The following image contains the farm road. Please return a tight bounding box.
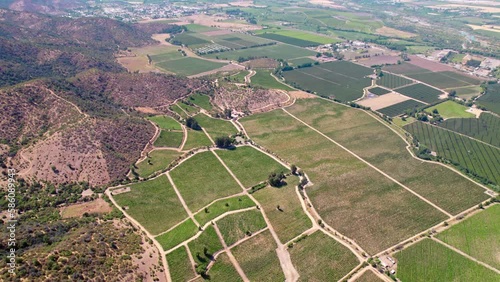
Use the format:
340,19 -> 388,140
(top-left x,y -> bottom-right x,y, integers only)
213,224 -> 250,282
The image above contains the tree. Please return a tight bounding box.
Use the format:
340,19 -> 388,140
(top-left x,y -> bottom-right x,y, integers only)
448,90 -> 457,98
268,172 -> 285,187
290,165 -> 297,175
186,117 -> 200,130
215,136 -> 233,148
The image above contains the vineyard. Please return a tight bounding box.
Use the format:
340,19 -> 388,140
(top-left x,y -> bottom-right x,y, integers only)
377,99 -> 426,117
407,71 -> 480,89
477,83 -> 500,115
438,113 -> 500,148
395,83 -> 443,104
377,72 -> 413,89
368,87 -> 391,95
404,121 -> 500,185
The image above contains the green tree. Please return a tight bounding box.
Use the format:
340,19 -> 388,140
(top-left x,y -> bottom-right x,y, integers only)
215,136 -> 233,148
186,117 -> 200,130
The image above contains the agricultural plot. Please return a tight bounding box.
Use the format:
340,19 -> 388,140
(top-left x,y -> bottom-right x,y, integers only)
171,104 -> 189,119
286,99 -> 489,215
213,33 -> 274,49
447,85 -> 482,100
188,93 -> 212,111
377,99 -> 426,117
149,49 -> 184,63
425,100 -> 475,119
177,102 -> 199,116
394,239 -> 499,282
407,71 -> 480,89
217,209 -> 267,246
288,57 -> 317,67
477,83 -> 500,115
368,87 -> 391,96
136,149 -> 181,178
113,175 -> 187,235
156,219 -> 198,251
257,33 -> 325,47
194,195 -> 256,226
147,115 -> 182,130
166,246 -> 196,282
438,113 -> 500,147
215,146 -> 288,188
377,73 -> 413,89
169,151 -> 242,211
193,114 -> 238,140
241,109 -> 446,254
231,230 -> 284,282
289,231 -> 359,281
383,63 -> 429,75
156,57 -> 226,77
171,32 -> 210,47
203,44 -> 316,61
437,204 -> 500,269
254,28 -> 338,47
282,61 -> 373,101
395,83 -> 443,104
250,70 -> 294,91
404,121 -> 500,185
355,270 -> 383,282
183,129 -> 212,150
206,253 -> 243,281
154,130 -> 184,148
188,225 -> 224,271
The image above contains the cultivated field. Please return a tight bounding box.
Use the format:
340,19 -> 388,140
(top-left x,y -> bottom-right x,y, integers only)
426,100 -> 475,119
215,146 -> 288,188
155,219 -> 198,251
170,151 -> 242,211
407,71 -> 480,89
183,129 -> 213,150
395,239 -> 499,282
231,230 -> 284,281
289,231 -> 359,281
477,83 -> 500,115
166,246 -> 196,282
113,175 -> 188,235
377,99 -> 426,117
188,225 -> 224,271
437,204 -> 500,269
206,253 -> 243,281
203,44 -> 316,61
251,70 -> 294,91
377,73 -> 413,89
188,93 -> 212,111
255,28 -> 338,47
282,61 -> 373,101
438,113 -> 500,147
154,130 -> 184,148
355,270 -> 383,282
136,150 -> 181,178
383,63 -> 429,75
368,87 -> 391,96
194,114 -> 238,140
217,209 -> 267,246
241,107 -> 447,254
395,83 -> 443,104
404,121 -> 500,185
147,115 -> 182,130
193,195 -> 256,226
358,92 -> 411,111
447,85 -> 482,100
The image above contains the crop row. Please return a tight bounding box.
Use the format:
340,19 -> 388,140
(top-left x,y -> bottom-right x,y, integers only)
438,113 -> 500,148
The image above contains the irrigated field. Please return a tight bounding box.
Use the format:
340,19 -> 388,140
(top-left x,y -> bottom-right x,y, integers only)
147,115 -> 182,130
289,231 -> 359,281
377,73 -> 413,89
207,253 -> 243,281
154,130 -> 184,148
404,121 -> 500,185
136,149 -> 181,178
188,225 -> 224,271
477,83 -> 500,115
215,146 -> 288,188
355,270 -> 383,282
437,205 -> 500,269
383,63 -> 429,75
189,93 -> 212,111
426,100 -> 475,119
377,99 -> 427,117
231,230 -> 284,281
287,99 -> 489,215
255,29 -> 338,47
156,219 -> 198,251
251,70 -> 294,91
170,151 -> 242,211
183,129 -> 213,150
395,239 -> 499,282
438,113 -> 500,147
194,195 -> 256,226
113,175 -> 187,235
217,209 -> 267,246
447,85 -> 482,100
407,71 -> 480,89
368,87 -> 391,96
241,107 -> 447,254
203,44 -> 316,61
166,246 -> 196,282
395,83 -> 443,104
193,114 -> 238,140
282,61 -> 373,101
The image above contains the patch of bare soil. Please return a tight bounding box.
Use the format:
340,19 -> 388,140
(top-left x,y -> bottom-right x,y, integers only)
151,33 -> 172,45
358,55 -> 401,67
177,14 -> 260,31
289,90 -> 316,99
408,55 -> 455,72
243,58 -> 279,69
375,26 -> 416,38
135,107 -> 162,114
202,29 -> 233,36
189,63 -> 244,78
358,92 -> 411,110
110,186 -> 131,195
308,0 -> 347,9
60,197 -> 113,218
213,86 -> 289,113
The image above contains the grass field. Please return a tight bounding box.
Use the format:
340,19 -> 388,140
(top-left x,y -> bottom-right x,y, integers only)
170,151 -> 242,211
377,73 -> 413,89
188,93 -> 212,111
368,87 -> 391,96
394,239 -> 499,282
215,146 -> 288,188
250,70 -> 294,91
437,204 -> 500,269
404,121 -> 500,185
154,130 -> 184,148
426,100 -> 475,119
147,115 -> 182,130
395,83 -> 443,104
231,230 -> 284,281
206,253 -> 243,281
136,149 -> 181,178
156,57 -> 225,76
193,114 -> 238,140
183,129 -> 212,150
282,61 -> 372,101
217,209 -> 267,246
289,231 -> 359,281
446,85 -> 482,100
194,195 -> 256,226
407,71 -> 480,89
477,83 -> 500,115
287,99 -> 489,215
188,225 -> 224,271
377,99 -> 427,117
203,44 -> 316,61
113,175 -> 187,235
355,270 -> 383,282
241,108 -> 446,254
166,246 -> 196,282
156,219 -> 198,251
438,113 -> 500,147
